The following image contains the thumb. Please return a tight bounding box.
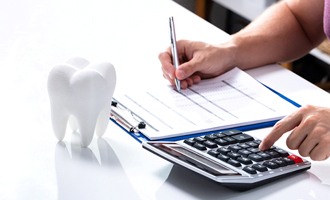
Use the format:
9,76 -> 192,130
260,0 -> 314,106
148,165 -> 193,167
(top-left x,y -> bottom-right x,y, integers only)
176,57 -> 202,80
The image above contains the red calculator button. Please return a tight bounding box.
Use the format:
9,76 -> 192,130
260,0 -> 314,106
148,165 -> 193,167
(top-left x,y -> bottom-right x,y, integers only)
287,155 -> 303,164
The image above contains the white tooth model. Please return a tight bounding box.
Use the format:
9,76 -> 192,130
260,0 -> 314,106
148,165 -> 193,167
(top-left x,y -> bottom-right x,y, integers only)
47,57 -> 116,147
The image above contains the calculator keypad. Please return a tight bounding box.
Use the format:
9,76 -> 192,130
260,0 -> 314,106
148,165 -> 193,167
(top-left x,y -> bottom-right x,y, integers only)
183,130 -> 302,175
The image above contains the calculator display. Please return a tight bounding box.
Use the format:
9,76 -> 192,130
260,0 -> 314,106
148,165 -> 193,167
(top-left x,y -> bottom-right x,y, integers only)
151,142 -> 238,176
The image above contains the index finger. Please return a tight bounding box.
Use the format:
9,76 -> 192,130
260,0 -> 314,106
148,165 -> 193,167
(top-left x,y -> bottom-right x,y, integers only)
259,109 -> 303,150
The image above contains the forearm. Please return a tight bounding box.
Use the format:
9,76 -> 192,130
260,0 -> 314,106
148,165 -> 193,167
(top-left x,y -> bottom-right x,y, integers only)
228,0 -> 325,70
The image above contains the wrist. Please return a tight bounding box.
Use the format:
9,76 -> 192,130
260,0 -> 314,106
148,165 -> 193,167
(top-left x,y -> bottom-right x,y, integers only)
225,34 -> 260,70
215,38 -> 240,72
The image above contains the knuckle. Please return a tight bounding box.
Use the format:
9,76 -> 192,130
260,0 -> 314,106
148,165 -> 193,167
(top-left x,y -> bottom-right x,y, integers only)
301,115 -> 318,127
158,52 -> 167,60
310,126 -> 328,141
320,133 -> 330,144
309,150 -> 327,161
158,52 -> 163,59
300,104 -> 315,112
272,121 -> 283,132
298,148 -> 308,157
286,138 -> 297,150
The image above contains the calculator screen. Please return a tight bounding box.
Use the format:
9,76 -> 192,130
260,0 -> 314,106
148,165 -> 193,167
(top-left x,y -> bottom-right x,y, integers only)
151,142 -> 239,176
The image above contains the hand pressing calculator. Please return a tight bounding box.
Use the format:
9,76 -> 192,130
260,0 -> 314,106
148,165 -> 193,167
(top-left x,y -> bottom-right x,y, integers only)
142,129 -> 311,190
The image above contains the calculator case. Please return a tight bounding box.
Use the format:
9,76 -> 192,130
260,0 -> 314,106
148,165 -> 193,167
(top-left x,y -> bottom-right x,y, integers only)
142,140 -> 311,191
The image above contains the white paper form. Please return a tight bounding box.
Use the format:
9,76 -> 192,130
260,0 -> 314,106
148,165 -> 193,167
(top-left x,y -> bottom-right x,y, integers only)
113,67 -> 298,140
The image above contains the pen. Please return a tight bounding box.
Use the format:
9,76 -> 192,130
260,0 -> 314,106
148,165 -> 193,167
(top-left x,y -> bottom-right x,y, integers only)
169,16 -> 181,92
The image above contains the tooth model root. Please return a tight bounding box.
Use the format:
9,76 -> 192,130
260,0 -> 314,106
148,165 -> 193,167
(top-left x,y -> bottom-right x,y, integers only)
48,57 -> 116,147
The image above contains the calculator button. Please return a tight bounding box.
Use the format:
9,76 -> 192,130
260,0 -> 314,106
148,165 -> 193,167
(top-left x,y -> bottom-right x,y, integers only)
218,154 -> 230,162
254,140 -> 262,144
243,166 -> 257,174
214,138 -> 230,146
228,145 -> 242,152
232,134 -> 254,143
223,137 -> 237,144
248,154 -> 264,162
222,129 -> 242,136
214,132 -> 226,138
263,161 -> 279,169
247,147 -> 260,154
274,148 -> 290,157
184,138 -> 195,146
252,164 -> 268,172
204,134 -> 218,141
194,136 -> 206,143
228,159 -> 241,167
238,143 -> 250,149
282,157 -> 295,165
257,152 -> 272,160
207,149 -> 219,157
272,158 -> 287,167
265,150 -> 280,158
203,140 -> 218,148
287,154 -> 303,164
193,143 -> 207,151
237,157 -> 253,165
227,152 -> 241,160
217,147 -> 231,155
246,141 -> 259,148
237,149 -> 252,157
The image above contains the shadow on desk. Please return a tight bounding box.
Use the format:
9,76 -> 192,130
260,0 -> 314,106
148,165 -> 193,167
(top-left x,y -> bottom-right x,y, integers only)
156,165 -> 329,200
54,133 -> 139,200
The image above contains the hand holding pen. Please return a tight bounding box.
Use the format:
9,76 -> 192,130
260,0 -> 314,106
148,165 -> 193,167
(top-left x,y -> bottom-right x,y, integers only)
159,18 -> 232,90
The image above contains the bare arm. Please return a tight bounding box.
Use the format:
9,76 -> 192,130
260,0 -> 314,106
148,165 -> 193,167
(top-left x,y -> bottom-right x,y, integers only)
159,0 -> 326,88
231,0 -> 326,69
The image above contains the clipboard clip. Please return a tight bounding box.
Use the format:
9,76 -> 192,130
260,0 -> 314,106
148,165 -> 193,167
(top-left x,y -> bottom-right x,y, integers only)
110,100 -> 146,133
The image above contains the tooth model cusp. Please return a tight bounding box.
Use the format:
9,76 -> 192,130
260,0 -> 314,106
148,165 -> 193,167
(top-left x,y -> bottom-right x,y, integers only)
48,57 -> 116,147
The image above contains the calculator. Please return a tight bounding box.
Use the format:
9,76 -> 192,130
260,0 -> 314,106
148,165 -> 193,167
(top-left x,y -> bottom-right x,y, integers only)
142,130 -> 311,190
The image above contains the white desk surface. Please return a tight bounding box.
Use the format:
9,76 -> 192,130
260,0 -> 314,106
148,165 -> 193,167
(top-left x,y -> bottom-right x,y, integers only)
0,0 -> 330,199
